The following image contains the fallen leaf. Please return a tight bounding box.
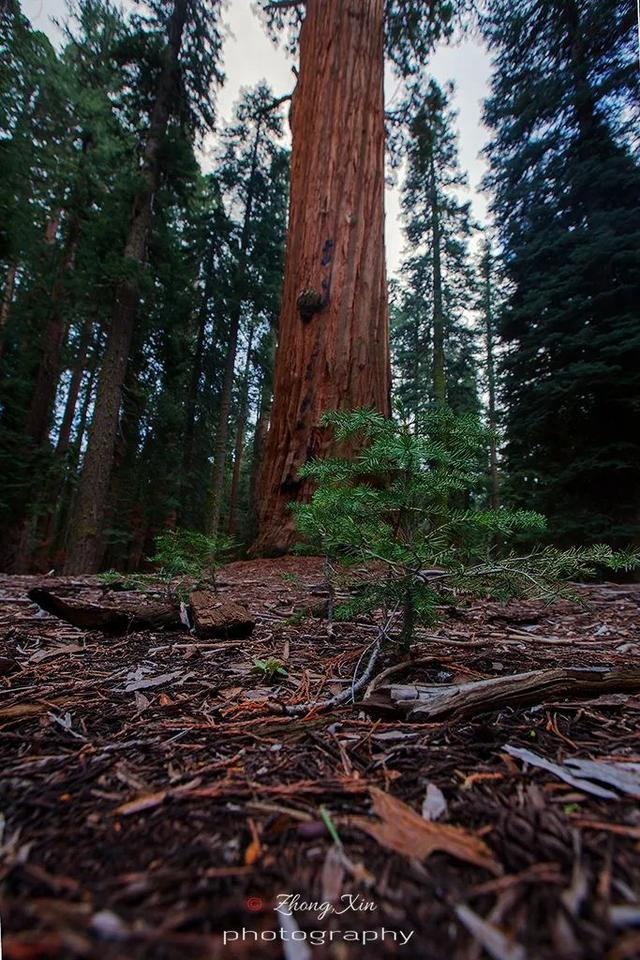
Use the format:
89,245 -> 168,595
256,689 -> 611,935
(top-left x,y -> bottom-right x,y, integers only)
348,787 -> 501,874
504,746 -> 618,799
123,670 -> 183,692
563,758 -> 640,799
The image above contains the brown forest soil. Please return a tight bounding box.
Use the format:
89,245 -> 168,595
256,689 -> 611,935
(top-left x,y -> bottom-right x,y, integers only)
1,557 -> 640,960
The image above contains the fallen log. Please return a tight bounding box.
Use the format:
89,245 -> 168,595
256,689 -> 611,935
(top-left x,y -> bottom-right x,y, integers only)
28,588 -> 181,633
363,667 -> 640,721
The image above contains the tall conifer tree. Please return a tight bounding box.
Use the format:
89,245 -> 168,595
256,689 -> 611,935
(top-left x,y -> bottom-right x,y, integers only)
483,0 -> 640,543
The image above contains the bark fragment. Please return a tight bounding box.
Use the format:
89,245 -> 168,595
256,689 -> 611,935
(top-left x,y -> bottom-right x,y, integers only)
189,590 -> 255,638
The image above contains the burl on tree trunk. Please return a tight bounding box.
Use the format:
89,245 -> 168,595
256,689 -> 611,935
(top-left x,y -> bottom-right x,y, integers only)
254,0 -> 391,555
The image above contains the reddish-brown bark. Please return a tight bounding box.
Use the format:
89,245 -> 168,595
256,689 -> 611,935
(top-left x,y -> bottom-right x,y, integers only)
254,0 -> 391,554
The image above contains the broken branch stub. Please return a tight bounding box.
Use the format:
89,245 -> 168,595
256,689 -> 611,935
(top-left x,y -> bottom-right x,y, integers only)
364,667 -> 640,722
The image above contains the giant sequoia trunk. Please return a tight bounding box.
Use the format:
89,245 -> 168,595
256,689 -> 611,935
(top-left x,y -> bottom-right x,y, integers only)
254,0 -> 391,554
63,0 -> 187,574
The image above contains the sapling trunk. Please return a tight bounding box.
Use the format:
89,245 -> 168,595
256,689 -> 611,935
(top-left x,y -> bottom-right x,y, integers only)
400,583 -> 416,653
324,554 -> 335,633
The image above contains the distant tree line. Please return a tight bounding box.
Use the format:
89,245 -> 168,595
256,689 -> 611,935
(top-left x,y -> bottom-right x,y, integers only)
0,0 -> 637,573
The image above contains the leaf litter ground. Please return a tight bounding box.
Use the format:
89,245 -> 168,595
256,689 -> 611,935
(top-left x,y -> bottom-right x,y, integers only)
1,557 -> 640,959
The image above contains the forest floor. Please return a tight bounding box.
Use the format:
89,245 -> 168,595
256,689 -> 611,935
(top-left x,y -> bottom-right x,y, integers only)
1,557 -> 640,960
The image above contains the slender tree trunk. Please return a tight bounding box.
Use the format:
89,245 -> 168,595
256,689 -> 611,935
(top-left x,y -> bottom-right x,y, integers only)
25,135 -> 94,447
254,0 -> 391,554
21,318 -> 98,571
412,311 -> 420,432
429,156 -> 445,406
209,120 -> 263,536
53,356 -> 98,563
227,325 -> 255,536
0,260 -> 17,357
44,210 -> 61,246
249,328 -> 276,536
56,314 -> 94,455
64,0 -> 188,574
73,358 -> 97,457
24,217 -> 81,447
182,280 -> 210,494
208,307 -> 241,536
482,242 -> 500,509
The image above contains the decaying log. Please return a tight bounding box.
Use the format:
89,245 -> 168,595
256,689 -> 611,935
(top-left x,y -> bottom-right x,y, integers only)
189,591 -> 255,638
364,667 -> 640,722
28,588 -> 181,633
27,586 -> 256,639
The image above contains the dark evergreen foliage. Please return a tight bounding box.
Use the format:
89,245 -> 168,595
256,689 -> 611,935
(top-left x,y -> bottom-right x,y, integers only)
391,79 -> 480,422
0,0 -> 637,571
483,0 -> 640,544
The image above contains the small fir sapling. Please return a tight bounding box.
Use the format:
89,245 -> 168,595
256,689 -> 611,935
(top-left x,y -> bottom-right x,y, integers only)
98,529 -> 234,602
293,408 -> 639,653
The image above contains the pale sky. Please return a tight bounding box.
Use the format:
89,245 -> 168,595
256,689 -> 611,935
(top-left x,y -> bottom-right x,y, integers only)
21,0 -> 492,275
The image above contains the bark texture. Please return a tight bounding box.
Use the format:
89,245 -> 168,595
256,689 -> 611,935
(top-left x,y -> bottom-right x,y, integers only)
28,587 -> 181,633
367,667 -> 640,722
63,0 -> 187,574
254,0 -> 391,554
